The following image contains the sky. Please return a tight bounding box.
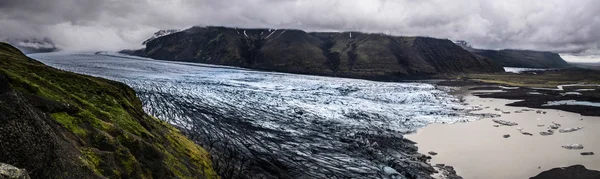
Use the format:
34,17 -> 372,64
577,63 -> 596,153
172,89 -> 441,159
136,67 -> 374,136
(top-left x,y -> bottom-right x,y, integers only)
1,0 -> 599,62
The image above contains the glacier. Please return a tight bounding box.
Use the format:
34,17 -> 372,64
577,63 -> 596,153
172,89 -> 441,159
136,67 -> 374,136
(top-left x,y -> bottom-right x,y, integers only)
30,52 -> 481,178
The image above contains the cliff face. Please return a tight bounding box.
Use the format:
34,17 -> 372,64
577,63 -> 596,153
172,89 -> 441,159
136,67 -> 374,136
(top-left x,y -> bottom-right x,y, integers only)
455,41 -> 571,68
0,43 -> 217,179
123,26 -> 504,80
471,49 -> 570,68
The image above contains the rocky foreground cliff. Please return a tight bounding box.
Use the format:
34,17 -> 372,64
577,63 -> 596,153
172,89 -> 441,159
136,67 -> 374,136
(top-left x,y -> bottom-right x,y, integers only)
0,42 -> 217,179
122,26 -> 504,80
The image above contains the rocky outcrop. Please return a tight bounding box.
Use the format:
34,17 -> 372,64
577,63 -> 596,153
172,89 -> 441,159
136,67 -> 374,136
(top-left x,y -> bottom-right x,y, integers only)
122,26 -> 504,80
455,41 -> 570,68
0,42 -> 217,179
530,165 -> 600,179
0,163 -> 30,179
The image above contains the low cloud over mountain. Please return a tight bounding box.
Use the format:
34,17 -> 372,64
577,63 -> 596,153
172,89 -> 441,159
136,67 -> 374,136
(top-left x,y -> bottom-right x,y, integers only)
1,0 -> 599,60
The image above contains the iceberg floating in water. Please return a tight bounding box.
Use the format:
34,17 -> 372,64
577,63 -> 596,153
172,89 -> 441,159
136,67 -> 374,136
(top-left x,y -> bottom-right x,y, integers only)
562,144 -> 584,150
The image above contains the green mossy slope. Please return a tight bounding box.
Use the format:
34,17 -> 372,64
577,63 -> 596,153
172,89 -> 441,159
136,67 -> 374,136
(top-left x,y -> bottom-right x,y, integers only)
0,42 -> 218,179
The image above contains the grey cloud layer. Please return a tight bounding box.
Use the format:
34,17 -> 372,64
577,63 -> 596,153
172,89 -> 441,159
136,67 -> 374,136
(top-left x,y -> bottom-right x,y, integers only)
1,0 -> 599,54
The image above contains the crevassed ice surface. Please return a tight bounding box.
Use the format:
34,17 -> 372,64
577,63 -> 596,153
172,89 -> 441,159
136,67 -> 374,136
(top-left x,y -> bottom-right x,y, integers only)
30,52 -> 480,178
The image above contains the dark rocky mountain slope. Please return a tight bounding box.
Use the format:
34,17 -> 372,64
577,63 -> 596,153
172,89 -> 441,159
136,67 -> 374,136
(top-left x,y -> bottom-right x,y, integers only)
122,26 -> 504,80
0,42 -> 217,179
455,41 -> 571,68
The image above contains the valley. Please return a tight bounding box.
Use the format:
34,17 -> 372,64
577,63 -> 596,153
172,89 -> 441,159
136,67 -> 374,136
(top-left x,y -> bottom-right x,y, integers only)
31,52 -> 483,178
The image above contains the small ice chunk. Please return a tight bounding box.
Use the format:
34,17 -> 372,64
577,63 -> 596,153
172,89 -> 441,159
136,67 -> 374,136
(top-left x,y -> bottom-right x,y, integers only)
559,127 -> 583,133
560,92 -> 582,96
562,144 -> 584,150
499,86 -> 519,90
382,166 -> 400,176
493,119 -> 518,126
540,130 -> 554,136
517,128 -> 533,136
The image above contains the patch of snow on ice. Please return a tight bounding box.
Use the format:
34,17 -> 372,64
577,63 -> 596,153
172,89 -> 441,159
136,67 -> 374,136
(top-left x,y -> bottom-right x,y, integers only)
560,92 -> 582,96
543,100 -> 600,107
503,67 -> 550,73
499,86 -> 519,90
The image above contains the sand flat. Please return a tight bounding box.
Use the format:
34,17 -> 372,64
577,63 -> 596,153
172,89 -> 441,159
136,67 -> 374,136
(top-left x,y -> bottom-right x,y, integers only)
406,91 -> 600,179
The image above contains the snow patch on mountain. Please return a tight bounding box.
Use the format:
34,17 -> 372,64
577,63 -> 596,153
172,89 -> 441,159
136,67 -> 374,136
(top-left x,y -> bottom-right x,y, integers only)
142,29 -> 180,45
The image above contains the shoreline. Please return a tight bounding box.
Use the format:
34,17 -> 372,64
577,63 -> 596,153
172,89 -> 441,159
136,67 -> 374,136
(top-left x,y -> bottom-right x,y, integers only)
407,85 -> 600,179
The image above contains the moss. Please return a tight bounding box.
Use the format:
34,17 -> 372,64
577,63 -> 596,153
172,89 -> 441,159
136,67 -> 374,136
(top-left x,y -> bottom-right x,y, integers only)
116,146 -> 138,177
51,112 -> 87,137
0,42 -> 218,179
461,69 -> 600,88
81,148 -> 103,175
167,128 -> 214,173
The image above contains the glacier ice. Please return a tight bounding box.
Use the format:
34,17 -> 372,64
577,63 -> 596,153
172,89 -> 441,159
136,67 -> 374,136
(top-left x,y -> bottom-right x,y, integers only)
30,52 -> 483,178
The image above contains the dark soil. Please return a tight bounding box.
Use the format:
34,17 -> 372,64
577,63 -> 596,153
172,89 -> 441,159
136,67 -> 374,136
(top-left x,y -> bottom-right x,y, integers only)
530,165 -> 600,179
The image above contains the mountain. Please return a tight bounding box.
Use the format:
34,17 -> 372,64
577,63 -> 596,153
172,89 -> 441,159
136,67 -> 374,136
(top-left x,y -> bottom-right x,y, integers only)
122,26 -> 504,80
0,42 -> 217,179
455,40 -> 571,68
142,30 -> 180,45
1,38 -> 58,54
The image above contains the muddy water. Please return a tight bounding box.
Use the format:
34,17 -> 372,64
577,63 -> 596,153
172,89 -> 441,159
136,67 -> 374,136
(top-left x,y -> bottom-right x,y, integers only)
406,90 -> 600,179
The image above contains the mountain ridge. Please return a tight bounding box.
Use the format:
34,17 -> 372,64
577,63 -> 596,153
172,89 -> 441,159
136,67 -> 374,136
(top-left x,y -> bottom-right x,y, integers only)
455,40 -> 571,68
121,26 -> 505,80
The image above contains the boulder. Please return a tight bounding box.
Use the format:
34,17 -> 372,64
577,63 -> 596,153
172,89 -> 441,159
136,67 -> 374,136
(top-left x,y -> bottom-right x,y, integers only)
0,163 -> 30,179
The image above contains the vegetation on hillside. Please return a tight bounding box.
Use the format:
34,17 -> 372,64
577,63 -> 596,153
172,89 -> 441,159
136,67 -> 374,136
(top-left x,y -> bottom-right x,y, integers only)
457,68 -> 600,88
0,42 -> 218,179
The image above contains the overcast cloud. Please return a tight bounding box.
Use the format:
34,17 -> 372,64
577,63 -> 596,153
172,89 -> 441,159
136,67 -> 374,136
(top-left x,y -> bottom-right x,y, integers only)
1,0 -> 599,60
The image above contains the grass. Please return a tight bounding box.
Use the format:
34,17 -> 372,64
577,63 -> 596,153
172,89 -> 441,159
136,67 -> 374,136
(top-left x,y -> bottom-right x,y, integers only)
0,42 -> 218,179
457,68 -> 600,88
